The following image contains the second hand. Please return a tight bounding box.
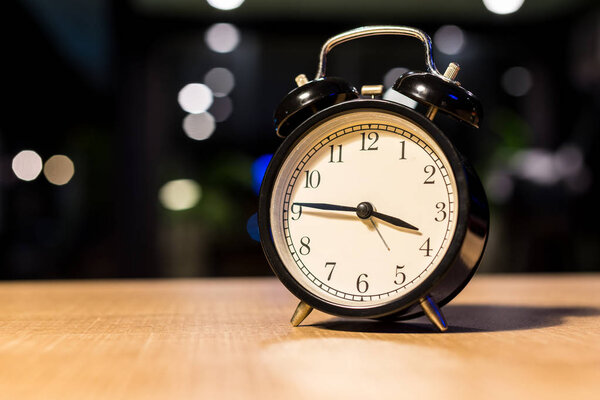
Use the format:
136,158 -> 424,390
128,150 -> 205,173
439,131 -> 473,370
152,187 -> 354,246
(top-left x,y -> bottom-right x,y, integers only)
369,217 -> 390,251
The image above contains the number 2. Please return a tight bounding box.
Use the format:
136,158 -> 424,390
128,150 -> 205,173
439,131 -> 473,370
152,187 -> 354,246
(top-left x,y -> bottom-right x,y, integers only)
424,165 -> 435,184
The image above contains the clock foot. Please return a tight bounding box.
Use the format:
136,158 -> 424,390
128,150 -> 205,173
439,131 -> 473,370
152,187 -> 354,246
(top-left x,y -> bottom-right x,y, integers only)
290,301 -> 313,327
420,295 -> 448,332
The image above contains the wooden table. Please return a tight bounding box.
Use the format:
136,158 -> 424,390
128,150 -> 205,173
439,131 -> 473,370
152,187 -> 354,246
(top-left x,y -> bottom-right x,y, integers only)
0,275 -> 598,399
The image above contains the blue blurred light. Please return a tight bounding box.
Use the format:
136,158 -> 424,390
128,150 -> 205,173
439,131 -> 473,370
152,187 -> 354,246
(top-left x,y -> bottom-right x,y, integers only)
252,154 -> 273,194
246,213 -> 260,242
448,94 -> 458,100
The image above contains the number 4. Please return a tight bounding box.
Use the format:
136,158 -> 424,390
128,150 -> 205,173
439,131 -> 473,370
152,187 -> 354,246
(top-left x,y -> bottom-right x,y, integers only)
420,238 -> 433,257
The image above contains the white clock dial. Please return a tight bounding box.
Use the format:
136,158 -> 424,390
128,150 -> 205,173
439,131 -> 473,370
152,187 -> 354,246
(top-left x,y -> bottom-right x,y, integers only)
270,110 -> 458,308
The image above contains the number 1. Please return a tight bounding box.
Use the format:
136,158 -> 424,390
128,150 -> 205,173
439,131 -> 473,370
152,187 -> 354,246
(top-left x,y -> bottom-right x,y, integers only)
399,140 -> 406,160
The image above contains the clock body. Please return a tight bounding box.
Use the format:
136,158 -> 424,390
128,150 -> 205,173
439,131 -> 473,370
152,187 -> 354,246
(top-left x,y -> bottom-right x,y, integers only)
258,99 -> 488,319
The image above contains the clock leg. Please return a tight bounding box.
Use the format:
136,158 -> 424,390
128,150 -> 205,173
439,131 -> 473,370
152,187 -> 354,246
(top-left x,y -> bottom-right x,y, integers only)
290,301 -> 313,327
420,295 -> 448,332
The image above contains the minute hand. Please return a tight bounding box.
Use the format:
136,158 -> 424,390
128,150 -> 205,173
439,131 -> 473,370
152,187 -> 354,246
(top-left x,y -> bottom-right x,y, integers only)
293,202 -> 357,213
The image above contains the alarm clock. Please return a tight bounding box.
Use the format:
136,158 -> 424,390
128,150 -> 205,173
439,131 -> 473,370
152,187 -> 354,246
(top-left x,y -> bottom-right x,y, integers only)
258,26 -> 489,332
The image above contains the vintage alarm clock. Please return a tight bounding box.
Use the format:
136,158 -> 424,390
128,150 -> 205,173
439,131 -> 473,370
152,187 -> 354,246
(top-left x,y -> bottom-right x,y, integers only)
258,26 -> 489,332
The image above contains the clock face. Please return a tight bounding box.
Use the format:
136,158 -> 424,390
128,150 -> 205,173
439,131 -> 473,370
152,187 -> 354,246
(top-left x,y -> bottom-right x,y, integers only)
268,107 -> 459,309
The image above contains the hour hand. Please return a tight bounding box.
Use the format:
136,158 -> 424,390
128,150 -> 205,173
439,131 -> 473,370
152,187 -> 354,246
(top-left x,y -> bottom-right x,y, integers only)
371,210 -> 419,231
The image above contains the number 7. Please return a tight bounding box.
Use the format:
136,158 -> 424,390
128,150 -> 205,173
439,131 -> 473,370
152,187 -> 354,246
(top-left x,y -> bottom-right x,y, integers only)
324,262 -> 336,281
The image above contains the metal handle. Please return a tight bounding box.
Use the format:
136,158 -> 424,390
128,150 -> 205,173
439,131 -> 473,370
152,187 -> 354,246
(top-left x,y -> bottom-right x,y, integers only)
315,25 -> 442,80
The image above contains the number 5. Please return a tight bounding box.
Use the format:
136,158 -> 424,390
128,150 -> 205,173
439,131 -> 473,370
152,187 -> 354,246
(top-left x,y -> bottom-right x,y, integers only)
394,265 -> 406,285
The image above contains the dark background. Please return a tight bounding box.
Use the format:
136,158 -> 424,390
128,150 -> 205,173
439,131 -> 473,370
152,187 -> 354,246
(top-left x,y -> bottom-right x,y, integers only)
1,0 -> 598,279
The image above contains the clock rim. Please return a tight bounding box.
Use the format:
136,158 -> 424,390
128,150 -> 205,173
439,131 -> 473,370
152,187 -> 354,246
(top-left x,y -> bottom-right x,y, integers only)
258,99 -> 470,318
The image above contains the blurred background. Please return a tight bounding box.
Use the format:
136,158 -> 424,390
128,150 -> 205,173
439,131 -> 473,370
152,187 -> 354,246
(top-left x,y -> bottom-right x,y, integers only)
1,0 -> 598,279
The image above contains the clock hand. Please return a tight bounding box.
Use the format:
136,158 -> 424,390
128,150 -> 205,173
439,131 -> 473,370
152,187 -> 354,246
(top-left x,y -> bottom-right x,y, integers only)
370,210 -> 419,232
293,202 -> 356,213
295,202 -> 392,249
356,202 -> 419,232
369,217 -> 390,251
293,201 -> 420,232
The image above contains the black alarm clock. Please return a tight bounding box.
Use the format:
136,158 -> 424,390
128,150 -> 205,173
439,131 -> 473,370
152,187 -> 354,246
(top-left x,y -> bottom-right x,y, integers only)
258,26 -> 489,332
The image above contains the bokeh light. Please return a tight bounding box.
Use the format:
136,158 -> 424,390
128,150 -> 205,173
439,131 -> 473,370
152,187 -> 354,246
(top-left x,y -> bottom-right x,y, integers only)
246,212 -> 260,242
383,67 -> 408,88
206,0 -> 245,11
252,154 -> 272,194
510,149 -> 558,185
501,66 -> 533,97
505,144 -> 590,190
159,179 -> 202,211
482,0 -> 525,15
205,23 -> 240,53
204,67 -> 235,97
208,97 -> 233,122
12,150 -> 43,181
178,83 -> 213,114
43,155 -> 75,185
565,167 -> 592,194
553,144 -> 584,179
183,112 -> 216,141
486,170 -> 514,204
434,25 -> 465,55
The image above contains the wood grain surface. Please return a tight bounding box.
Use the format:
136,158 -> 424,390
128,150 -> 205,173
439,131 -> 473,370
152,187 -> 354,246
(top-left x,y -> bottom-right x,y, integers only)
0,275 -> 598,400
